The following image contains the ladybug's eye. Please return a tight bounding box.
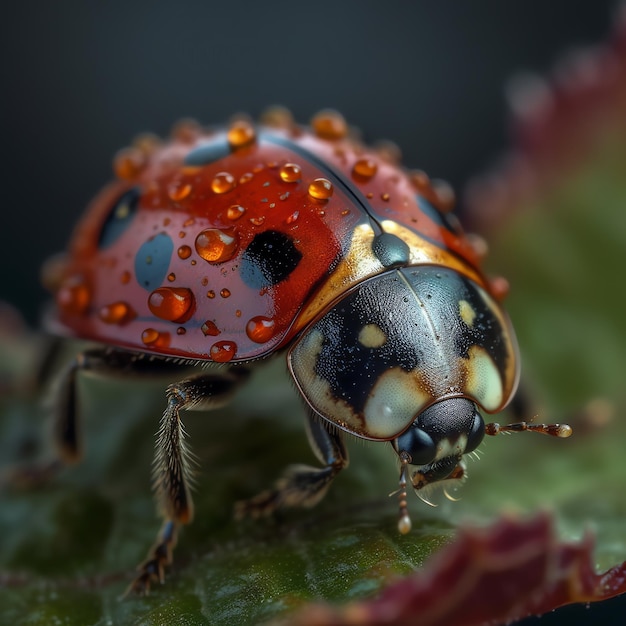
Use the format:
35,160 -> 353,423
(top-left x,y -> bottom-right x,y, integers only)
465,409 -> 485,453
395,427 -> 436,466
396,398 -> 481,468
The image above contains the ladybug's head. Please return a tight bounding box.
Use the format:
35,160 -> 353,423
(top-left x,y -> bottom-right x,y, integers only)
289,265 -> 571,534
389,395 -> 573,533
391,397 -> 485,531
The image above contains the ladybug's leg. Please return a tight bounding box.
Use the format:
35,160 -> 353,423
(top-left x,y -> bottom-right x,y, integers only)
2,347 -> 117,487
130,367 -> 250,595
234,410 -> 348,518
2,348 -> 190,488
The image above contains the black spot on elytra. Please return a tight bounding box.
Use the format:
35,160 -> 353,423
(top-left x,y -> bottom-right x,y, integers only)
240,230 -> 302,289
184,141 -> 231,166
134,233 -> 174,291
98,187 -> 140,249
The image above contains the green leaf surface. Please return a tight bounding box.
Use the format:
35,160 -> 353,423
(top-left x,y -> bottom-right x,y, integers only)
1,130 -> 626,626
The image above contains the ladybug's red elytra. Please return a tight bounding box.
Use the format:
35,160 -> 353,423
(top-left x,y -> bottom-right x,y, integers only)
38,108 -> 571,593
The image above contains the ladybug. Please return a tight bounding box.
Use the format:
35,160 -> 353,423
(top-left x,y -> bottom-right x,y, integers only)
39,108 -> 571,593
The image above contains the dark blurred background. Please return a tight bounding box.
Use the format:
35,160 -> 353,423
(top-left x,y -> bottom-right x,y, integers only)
0,2 -> 624,623
0,0 -> 617,324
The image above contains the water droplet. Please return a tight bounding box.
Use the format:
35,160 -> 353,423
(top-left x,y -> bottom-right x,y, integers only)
239,172 -> 254,184
260,106 -> 294,128
120,270 -> 131,284
285,211 -> 299,225
56,276 -> 91,316
279,163 -> 301,183
409,169 -> 431,192
227,120 -> 256,149
141,328 -> 160,345
352,158 -> 378,180
142,328 -> 170,348
210,340 -> 237,362
249,216 -> 265,226
99,301 -> 135,325
375,140 -> 402,164
381,192 -> 390,202
207,290 -> 216,299
235,309 -> 242,317
113,147 -> 146,181
211,172 -> 236,194
226,205 -> 246,221
201,277 -> 209,286
183,218 -> 196,227
167,272 -> 176,282
148,287 -> 195,322
489,276 -> 510,301
466,234 -> 488,259
171,118 -> 202,143
195,228 -> 238,264
168,181 -> 192,202
311,109 -> 348,140
246,316 -> 275,343
133,132 -> 162,155
201,320 -> 220,336
177,327 -> 187,335
308,178 -> 334,200
179,231 -> 186,238
220,288 -> 231,298
177,245 -> 192,259
432,179 -> 456,213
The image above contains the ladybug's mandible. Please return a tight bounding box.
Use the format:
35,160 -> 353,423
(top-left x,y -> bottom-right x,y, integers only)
41,108 -> 571,593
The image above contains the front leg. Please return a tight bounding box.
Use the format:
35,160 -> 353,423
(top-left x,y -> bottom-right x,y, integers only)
129,367 -> 250,594
235,410 -> 348,519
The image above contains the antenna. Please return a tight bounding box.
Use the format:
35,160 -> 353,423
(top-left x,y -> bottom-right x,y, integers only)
484,420 -> 573,438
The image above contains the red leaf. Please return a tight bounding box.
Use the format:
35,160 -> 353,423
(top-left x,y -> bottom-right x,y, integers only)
283,512 -> 626,626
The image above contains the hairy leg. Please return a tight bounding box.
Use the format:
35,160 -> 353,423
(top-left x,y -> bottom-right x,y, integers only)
129,367 -> 250,594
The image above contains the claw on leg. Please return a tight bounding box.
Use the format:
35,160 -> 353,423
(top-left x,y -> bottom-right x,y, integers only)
126,521 -> 178,596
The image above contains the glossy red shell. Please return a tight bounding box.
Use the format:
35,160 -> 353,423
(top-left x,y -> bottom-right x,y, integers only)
49,117 -> 488,362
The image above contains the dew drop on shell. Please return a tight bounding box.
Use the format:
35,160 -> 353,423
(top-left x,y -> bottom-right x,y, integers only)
141,327 -> 170,348
308,178 -> 334,200
226,205 -> 246,221
113,147 -> 146,181
195,228 -> 239,264
177,245 -> 192,259
201,320 -> 221,336
246,316 -> 276,343
148,287 -> 195,322
227,120 -> 256,149
279,163 -> 302,183
210,340 -> 237,362
56,276 -> 91,316
211,172 -> 236,194
352,157 -> 378,180
311,109 -> 348,140
98,301 -> 135,325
